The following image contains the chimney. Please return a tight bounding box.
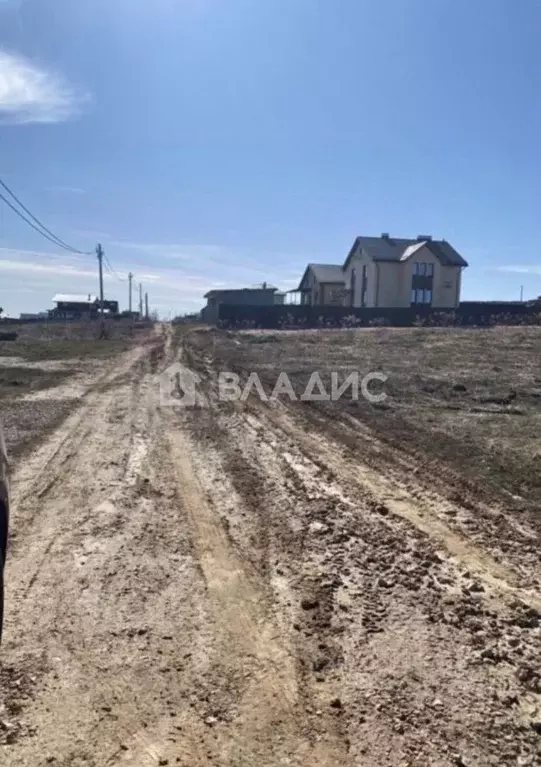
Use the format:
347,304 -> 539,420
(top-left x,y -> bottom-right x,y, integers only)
417,234 -> 432,241
381,233 -> 390,239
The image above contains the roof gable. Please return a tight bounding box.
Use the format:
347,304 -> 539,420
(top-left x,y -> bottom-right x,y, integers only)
343,236 -> 468,269
297,263 -> 344,291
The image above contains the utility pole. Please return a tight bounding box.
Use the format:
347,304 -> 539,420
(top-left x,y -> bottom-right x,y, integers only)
96,244 -> 104,316
128,272 -> 134,314
139,283 -> 143,319
145,292 -> 149,320
520,285 -> 524,302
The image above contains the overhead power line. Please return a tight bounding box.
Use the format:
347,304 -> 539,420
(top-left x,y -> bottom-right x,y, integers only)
0,176 -> 91,255
0,190 -> 90,254
103,252 -> 126,282
103,260 -> 117,280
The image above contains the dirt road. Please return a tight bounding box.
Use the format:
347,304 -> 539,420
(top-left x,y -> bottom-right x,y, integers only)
1,326 -> 540,766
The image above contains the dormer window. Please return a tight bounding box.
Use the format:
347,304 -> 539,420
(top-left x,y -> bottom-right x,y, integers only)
413,262 -> 434,277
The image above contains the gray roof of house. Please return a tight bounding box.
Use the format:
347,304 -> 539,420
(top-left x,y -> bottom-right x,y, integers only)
204,287 -> 277,299
343,236 -> 468,269
310,264 -> 345,282
297,263 -> 345,290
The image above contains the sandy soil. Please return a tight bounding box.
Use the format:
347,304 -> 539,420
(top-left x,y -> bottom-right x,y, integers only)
1,325 -> 540,766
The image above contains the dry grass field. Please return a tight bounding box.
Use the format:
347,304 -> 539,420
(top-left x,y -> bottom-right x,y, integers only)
203,326 -> 541,509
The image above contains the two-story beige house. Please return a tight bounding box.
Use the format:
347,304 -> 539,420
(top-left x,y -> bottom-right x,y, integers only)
342,234 -> 468,309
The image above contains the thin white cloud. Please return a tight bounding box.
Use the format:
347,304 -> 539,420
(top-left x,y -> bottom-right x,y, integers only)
0,248 -> 258,299
47,185 -> 86,195
110,239 -> 306,281
112,241 -> 225,257
110,240 -> 246,267
0,50 -> 88,124
0,247 -> 94,273
73,228 -> 113,240
0,258 -> 94,278
495,265 -> 541,275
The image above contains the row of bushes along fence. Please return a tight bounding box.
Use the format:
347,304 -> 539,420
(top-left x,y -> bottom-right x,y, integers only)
213,302 -> 541,330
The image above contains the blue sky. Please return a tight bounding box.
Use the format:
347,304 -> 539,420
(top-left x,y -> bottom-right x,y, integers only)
0,0 -> 540,317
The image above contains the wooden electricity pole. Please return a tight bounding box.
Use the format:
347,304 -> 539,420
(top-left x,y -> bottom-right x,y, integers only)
145,292 -> 149,320
96,243 -> 106,337
128,272 -> 134,314
139,283 -> 143,319
96,244 -> 104,316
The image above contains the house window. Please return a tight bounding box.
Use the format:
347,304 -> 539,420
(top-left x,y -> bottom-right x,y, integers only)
361,265 -> 368,307
314,290 -> 319,305
414,262 -> 434,276
411,289 -> 433,305
411,262 -> 435,306
350,268 -> 356,306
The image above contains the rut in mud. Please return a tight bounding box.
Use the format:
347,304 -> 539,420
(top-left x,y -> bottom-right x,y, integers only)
1,325 -> 540,767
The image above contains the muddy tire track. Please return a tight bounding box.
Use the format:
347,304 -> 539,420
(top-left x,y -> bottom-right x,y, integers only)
178,328 -> 541,767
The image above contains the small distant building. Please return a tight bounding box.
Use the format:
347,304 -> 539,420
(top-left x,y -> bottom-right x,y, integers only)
49,294 -> 119,320
50,294 -> 96,320
202,284 -> 282,323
